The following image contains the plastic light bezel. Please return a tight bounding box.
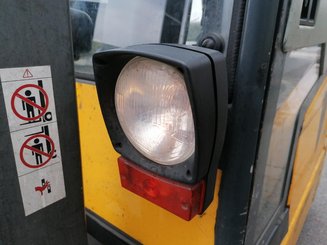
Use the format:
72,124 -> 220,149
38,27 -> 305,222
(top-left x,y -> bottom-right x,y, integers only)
93,44 -> 227,190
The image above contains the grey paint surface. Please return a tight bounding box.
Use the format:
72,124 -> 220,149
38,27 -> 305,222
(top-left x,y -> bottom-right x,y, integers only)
298,157 -> 327,245
88,234 -> 102,245
0,0 -> 87,244
283,0 -> 327,51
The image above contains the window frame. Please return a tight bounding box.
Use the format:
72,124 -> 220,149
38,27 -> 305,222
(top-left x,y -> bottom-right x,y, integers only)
244,0 -> 327,243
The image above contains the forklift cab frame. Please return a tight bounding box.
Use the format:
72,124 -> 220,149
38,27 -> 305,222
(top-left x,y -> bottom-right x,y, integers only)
72,0 -> 327,244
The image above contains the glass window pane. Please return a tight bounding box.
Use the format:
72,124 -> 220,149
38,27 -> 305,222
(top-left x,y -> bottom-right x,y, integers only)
186,0 -> 203,45
254,45 -> 321,241
70,0 -> 207,77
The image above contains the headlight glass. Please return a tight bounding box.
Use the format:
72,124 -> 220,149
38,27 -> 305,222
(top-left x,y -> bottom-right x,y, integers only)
115,56 -> 195,165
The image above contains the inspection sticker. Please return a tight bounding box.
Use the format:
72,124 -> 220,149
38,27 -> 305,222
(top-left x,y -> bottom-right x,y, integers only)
0,66 -> 66,216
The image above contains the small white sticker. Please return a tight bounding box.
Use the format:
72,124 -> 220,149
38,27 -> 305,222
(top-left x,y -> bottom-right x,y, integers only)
10,123 -> 62,176
0,65 -> 66,216
1,67 -> 57,132
18,163 -> 66,216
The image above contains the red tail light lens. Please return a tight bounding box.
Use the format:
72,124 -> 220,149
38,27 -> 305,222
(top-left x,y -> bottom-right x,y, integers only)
118,157 -> 205,221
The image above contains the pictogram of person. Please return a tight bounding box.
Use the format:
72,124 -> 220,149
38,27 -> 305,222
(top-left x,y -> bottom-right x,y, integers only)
31,138 -> 44,165
22,90 -> 37,119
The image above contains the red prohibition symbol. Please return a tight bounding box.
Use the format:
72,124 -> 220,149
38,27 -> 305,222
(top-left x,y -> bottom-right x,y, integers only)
11,84 -> 49,121
20,134 -> 55,169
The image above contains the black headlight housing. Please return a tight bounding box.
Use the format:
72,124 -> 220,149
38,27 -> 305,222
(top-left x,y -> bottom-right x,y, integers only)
93,44 -> 228,220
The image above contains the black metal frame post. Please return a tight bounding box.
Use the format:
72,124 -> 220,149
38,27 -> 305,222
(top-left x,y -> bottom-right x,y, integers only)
0,1 -> 87,244
215,0 -> 282,244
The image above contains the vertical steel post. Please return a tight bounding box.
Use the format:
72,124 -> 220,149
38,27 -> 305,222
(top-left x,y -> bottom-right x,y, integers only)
0,0 -> 87,244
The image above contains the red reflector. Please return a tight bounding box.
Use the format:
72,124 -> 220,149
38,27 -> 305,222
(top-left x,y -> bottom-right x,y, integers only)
118,157 -> 205,221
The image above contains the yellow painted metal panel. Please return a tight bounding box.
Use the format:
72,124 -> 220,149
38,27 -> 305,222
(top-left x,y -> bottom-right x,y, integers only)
282,78 -> 327,245
281,151 -> 325,245
76,81 -> 221,245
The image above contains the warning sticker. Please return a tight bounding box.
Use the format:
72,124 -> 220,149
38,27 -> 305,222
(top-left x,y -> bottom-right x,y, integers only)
20,134 -> 55,169
11,84 -> 49,121
0,66 -> 65,216
10,123 -> 62,176
1,67 -> 57,132
18,163 -> 66,216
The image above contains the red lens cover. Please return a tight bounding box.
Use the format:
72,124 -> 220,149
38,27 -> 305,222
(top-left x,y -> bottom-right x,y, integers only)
118,157 -> 205,221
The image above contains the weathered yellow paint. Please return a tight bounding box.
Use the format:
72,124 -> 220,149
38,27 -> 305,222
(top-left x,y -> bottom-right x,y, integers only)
76,81 -> 221,245
281,78 -> 327,245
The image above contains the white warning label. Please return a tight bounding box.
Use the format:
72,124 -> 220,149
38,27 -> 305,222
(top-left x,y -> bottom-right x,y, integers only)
19,163 -> 66,216
0,65 -> 66,216
1,66 -> 57,132
10,123 -> 62,176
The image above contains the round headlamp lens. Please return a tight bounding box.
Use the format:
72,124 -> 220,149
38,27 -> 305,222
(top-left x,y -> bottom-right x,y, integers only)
115,57 -> 195,165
